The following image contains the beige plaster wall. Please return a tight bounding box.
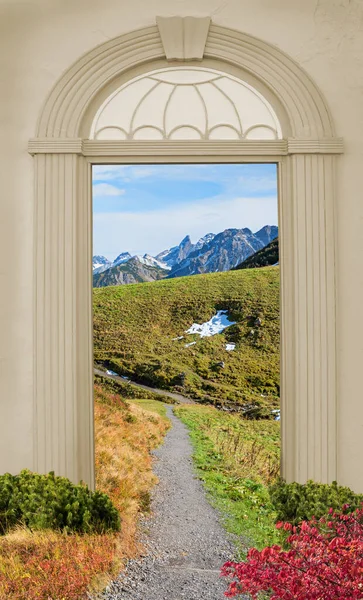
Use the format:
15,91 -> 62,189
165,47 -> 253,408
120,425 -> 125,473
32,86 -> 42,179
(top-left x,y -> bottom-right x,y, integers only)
0,0 -> 362,489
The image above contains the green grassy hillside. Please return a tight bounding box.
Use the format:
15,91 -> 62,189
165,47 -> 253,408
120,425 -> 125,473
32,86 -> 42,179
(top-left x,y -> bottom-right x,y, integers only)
93,268 -> 280,415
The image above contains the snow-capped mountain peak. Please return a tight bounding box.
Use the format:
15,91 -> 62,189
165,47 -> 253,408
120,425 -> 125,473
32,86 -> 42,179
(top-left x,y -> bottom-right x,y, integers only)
93,225 -> 278,286
93,255 -> 112,274
113,252 -> 132,267
134,254 -> 171,270
194,233 -> 215,251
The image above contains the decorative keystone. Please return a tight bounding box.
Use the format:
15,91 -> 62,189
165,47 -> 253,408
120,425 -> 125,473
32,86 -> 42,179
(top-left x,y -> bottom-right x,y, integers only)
156,16 -> 211,61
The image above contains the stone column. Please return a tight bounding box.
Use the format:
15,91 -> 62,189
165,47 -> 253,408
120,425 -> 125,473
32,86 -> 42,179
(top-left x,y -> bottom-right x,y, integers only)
33,150 -> 94,487
280,149 -> 337,484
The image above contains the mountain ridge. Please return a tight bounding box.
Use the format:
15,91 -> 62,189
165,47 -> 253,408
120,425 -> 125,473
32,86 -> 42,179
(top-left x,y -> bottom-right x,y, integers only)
234,238 -> 279,270
167,226 -> 277,279
93,225 -> 278,287
93,256 -> 168,287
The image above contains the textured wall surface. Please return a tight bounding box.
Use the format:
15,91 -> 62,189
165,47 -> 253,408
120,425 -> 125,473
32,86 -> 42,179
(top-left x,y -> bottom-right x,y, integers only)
0,0 -> 362,489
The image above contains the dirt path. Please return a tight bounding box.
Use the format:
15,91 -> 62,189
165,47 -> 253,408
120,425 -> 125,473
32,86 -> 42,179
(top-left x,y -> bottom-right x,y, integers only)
102,405 -> 235,600
94,368 -> 195,404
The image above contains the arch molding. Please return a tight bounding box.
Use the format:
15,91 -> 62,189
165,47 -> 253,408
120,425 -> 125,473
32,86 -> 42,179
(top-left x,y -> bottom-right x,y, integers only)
29,23 -> 342,487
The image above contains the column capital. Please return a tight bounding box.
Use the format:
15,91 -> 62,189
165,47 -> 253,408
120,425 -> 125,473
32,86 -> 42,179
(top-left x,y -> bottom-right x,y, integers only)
287,138 -> 344,154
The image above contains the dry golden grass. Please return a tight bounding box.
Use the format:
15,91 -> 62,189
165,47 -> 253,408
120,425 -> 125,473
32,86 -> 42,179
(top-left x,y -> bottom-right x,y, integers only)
94,384 -> 170,561
0,527 -> 118,600
0,384 -> 170,599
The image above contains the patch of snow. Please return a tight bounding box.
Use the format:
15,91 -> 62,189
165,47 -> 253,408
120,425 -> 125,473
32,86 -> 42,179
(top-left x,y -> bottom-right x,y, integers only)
225,343 -> 236,351
93,256 -> 112,274
271,409 -> 280,421
186,310 -> 236,338
194,232 -> 215,251
185,341 -> 197,348
135,254 -> 171,270
106,369 -> 119,376
172,336 -> 184,341
113,252 -> 132,267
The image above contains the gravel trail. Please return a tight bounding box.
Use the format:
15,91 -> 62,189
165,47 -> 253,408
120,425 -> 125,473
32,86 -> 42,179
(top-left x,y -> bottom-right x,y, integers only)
94,368 -> 196,404
103,405 -> 235,600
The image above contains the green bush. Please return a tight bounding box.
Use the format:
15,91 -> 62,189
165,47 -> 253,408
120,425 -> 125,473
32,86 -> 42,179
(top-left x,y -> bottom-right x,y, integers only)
269,478 -> 363,525
0,470 -> 120,535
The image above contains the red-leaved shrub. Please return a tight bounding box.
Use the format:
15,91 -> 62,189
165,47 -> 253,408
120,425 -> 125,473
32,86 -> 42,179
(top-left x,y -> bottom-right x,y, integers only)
221,504 -> 363,599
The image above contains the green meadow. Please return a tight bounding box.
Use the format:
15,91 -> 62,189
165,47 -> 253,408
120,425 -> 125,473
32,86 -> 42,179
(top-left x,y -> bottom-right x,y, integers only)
93,267 -> 280,416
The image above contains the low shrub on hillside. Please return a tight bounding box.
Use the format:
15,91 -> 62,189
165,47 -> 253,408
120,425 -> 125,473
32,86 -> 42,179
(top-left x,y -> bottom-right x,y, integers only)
222,504 -> 363,599
0,470 -> 120,535
269,478 -> 363,525
0,384 -> 171,599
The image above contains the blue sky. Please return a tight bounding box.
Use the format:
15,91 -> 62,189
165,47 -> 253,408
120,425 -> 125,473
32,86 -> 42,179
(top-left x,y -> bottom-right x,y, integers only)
93,164 -> 278,260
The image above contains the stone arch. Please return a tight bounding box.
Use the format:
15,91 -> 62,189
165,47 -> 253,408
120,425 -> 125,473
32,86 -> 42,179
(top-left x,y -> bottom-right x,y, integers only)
36,24 -> 334,139
29,22 -> 343,488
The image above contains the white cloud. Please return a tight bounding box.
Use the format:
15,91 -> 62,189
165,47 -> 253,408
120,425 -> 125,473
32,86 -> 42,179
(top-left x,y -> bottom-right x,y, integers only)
92,166 -> 129,182
93,183 -> 126,197
235,175 -> 277,194
92,165 -> 277,202
130,166 -> 162,179
93,195 -> 278,260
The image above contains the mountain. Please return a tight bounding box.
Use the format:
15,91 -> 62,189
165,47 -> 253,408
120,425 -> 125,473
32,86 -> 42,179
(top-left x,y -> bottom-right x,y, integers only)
168,227 -> 278,279
135,254 -> 171,270
93,256 -> 168,287
155,233 -> 216,269
113,252 -> 132,266
155,235 -> 194,268
254,225 -> 278,247
93,255 -> 112,274
235,238 -> 279,270
93,268 -> 280,414
194,233 -> 216,251
93,225 -> 278,286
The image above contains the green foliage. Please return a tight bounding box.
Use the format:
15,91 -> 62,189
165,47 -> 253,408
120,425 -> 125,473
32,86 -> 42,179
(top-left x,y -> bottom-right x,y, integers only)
93,268 -> 280,413
174,404 -> 281,554
269,478 -> 363,525
0,470 -> 120,535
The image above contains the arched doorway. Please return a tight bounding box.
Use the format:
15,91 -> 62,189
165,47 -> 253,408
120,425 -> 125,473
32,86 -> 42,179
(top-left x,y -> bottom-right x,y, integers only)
29,20 -> 342,488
